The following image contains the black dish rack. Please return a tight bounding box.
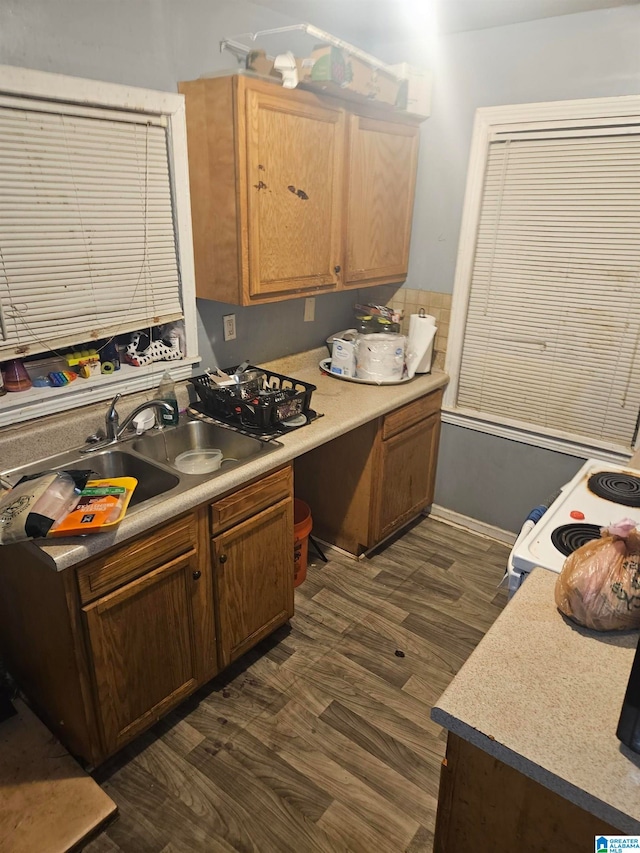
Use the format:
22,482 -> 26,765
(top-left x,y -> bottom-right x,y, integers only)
190,366 -> 316,430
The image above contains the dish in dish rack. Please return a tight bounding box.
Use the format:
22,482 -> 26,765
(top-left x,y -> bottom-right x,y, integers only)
318,358 -> 413,386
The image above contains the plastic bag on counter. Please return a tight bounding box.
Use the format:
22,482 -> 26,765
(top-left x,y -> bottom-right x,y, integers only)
0,470 -> 91,544
555,518 -> 640,631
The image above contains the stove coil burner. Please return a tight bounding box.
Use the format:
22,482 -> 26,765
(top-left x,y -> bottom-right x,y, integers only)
587,471 -> 640,507
550,523 -> 602,558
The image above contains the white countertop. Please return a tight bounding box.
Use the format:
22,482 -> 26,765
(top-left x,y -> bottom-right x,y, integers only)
432,568 -> 640,834
5,349 -> 447,570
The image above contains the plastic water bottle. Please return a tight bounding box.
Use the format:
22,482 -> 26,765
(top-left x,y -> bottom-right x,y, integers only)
157,371 -> 179,426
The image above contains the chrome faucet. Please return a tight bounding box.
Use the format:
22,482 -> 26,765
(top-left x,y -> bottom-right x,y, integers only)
105,393 -> 174,441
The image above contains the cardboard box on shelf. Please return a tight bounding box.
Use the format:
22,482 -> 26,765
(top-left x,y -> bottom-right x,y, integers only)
389,63 -> 432,118
246,49 -> 276,78
244,45 -> 414,111
246,50 -> 313,87
303,45 -> 404,107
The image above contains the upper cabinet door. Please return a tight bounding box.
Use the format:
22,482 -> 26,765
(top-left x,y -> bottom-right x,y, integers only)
344,116 -> 420,286
243,89 -> 345,298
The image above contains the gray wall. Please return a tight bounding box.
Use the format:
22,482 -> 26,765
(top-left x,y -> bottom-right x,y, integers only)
0,0 -> 361,370
3,1 -> 639,531
373,5 -> 640,532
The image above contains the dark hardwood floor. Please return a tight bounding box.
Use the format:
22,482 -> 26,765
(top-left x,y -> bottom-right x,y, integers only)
84,516 -> 510,853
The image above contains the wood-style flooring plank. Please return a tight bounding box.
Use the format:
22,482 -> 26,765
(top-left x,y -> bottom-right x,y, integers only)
192,724 -> 334,823
296,652 -> 444,767
82,833 -> 125,853
252,709 -> 421,850
85,516 -> 508,853
248,694 -> 438,830
319,698 -> 439,792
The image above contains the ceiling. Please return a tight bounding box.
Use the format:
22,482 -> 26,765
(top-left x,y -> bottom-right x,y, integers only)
250,0 -> 639,47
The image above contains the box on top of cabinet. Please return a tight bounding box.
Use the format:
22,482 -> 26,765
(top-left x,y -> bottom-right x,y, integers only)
305,45 -> 404,107
245,45 -> 406,109
389,63 -> 432,119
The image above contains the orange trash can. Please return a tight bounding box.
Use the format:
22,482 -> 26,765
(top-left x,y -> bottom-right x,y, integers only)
293,498 -> 312,588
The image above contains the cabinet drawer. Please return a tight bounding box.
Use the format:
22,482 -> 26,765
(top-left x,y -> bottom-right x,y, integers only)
382,389 -> 442,440
210,466 -> 292,535
76,513 -> 198,604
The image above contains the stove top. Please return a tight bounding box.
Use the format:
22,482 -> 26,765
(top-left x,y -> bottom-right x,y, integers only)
511,459 -> 640,576
587,470 -> 640,506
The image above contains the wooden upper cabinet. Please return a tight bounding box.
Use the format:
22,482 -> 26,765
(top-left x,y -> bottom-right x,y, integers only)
344,115 -> 420,286
244,88 -> 344,298
178,74 -> 423,305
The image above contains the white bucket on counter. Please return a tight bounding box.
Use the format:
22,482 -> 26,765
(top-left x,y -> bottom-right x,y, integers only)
355,333 -> 406,382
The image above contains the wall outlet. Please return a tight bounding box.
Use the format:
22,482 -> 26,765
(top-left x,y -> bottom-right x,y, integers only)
304,297 -> 315,322
223,313 -> 236,341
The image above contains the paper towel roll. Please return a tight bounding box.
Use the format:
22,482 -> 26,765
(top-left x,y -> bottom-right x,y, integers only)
406,315 -> 437,378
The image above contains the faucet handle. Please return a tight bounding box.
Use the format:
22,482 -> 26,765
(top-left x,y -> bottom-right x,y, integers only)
105,393 -> 121,440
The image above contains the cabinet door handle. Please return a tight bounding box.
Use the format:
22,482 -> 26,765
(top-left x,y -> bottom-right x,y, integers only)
219,554 -> 227,564
334,265 -> 341,274
192,570 -> 201,580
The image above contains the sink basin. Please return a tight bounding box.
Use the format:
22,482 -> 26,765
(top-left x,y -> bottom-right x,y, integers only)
1,417 -> 279,519
132,420 -> 266,472
62,450 -> 179,507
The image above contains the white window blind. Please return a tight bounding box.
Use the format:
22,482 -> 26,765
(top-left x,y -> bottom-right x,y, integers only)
457,125 -> 640,451
0,98 -> 183,361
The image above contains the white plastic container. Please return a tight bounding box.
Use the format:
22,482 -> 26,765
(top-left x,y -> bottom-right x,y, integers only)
174,449 -> 223,474
330,338 -> 356,377
355,333 -> 406,382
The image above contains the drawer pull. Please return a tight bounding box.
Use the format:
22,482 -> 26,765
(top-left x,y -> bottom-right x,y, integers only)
219,554 -> 227,564
192,570 -> 201,580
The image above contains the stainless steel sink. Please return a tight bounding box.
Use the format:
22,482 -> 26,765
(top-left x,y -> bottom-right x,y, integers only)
62,450 -> 180,507
2,448 -> 180,508
132,419 -> 266,471
0,416 -> 280,517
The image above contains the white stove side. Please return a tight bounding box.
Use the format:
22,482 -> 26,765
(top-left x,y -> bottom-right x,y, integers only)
508,458 -> 640,594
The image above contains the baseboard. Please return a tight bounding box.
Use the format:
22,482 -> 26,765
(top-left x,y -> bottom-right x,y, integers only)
428,504 -> 517,546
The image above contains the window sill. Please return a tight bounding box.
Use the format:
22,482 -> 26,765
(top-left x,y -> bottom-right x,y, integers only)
441,407 -> 634,465
0,358 -> 201,429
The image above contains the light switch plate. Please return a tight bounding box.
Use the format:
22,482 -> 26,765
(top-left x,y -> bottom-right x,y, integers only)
304,297 -> 315,322
223,314 -> 236,341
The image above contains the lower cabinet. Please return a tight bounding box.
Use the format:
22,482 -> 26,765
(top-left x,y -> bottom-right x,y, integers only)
211,466 -> 294,668
294,389 -> 442,556
0,464 -> 294,765
83,551 -> 205,756
213,500 -> 294,667
434,733 -> 618,851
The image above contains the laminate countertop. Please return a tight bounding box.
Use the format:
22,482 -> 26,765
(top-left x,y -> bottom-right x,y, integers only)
432,567 -> 640,834
0,348 -> 448,571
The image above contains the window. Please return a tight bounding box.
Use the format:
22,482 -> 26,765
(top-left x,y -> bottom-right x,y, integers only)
0,65 -> 198,427
445,95 -> 640,460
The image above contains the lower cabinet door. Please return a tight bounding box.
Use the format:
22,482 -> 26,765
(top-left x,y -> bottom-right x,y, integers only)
370,412 -> 441,545
83,551 -> 203,756
213,498 -> 294,668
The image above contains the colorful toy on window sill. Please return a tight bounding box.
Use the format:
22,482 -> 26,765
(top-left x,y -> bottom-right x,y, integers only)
125,324 -> 184,367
